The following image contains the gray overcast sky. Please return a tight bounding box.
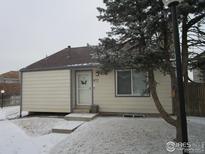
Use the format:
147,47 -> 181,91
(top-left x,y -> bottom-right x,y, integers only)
0,0 -> 110,73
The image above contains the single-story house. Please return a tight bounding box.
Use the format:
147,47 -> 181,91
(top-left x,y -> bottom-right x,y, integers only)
0,71 -> 20,84
0,71 -> 20,96
0,71 -> 20,106
20,46 -> 173,114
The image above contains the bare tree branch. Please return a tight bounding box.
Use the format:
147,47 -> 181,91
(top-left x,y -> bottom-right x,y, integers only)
187,13 -> 205,29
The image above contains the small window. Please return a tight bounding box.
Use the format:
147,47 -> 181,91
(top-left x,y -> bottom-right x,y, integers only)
116,70 -> 149,96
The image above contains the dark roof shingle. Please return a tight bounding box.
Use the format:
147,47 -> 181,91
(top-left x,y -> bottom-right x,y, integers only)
0,71 -> 19,79
21,46 -> 96,71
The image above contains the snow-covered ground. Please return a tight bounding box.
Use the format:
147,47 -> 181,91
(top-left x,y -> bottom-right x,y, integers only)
0,106 -> 68,154
51,117 -> 205,154
13,117 -> 68,136
0,106 -> 28,120
1,106 -> 205,154
0,120 -> 67,154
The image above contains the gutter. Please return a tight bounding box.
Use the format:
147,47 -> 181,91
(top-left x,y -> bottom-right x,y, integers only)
20,63 -> 100,72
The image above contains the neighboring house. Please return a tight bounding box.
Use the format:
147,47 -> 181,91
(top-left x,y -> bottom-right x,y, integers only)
0,71 -> 20,95
0,71 -> 20,84
193,52 -> 205,83
0,71 -> 20,106
20,46 -> 172,114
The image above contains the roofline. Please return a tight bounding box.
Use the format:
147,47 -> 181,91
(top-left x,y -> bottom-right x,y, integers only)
20,63 -> 100,72
20,46 -> 97,72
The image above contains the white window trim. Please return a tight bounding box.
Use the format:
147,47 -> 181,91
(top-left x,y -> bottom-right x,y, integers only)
115,69 -> 149,97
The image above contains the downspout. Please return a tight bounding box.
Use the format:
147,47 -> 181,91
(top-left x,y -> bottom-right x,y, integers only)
20,71 -> 23,118
70,69 -> 73,113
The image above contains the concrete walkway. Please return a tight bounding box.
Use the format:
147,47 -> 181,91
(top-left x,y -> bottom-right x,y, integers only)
52,113 -> 98,134
52,121 -> 84,133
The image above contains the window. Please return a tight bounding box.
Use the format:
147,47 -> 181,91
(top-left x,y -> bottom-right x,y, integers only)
116,70 -> 149,96
117,70 -> 131,95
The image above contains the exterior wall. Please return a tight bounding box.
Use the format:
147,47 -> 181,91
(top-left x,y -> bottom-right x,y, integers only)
22,70 -> 71,113
22,68 -> 172,114
93,70 -> 172,114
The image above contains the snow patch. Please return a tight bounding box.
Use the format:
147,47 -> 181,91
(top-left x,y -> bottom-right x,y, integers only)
66,62 -> 99,67
12,117 -> 68,136
143,6 -> 152,13
51,117 -> 205,154
0,106 -> 28,121
0,117 -> 68,154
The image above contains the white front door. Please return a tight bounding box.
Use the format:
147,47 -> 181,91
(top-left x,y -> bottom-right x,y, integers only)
76,71 -> 92,105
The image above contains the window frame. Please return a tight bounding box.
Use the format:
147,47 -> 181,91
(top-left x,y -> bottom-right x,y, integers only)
115,69 -> 150,97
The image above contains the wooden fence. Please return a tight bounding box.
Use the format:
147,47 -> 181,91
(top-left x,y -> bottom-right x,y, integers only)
186,83 -> 205,116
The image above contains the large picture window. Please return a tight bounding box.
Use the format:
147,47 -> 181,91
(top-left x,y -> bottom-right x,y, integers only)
116,70 -> 149,96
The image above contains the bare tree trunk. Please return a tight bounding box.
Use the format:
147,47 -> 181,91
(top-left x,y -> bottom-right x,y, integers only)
148,70 -> 177,126
170,69 -> 177,114
148,69 -> 183,141
170,69 -> 183,142
162,20 -> 178,115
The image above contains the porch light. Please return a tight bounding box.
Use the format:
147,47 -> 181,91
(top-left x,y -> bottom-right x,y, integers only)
1,90 -> 5,108
1,90 -> 5,94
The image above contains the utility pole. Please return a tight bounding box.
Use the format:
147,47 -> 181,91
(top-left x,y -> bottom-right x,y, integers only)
162,0 -> 188,153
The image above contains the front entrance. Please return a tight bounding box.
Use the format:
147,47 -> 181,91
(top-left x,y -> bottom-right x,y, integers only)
76,71 -> 92,105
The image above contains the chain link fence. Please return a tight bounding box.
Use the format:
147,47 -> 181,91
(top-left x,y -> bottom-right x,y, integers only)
0,95 -> 20,107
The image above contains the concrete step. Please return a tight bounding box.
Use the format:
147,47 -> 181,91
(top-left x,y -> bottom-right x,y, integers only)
52,121 -> 84,134
73,108 -> 90,113
65,113 -> 98,121
75,105 -> 91,109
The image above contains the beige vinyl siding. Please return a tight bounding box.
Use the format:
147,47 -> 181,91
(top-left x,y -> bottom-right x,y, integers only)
93,70 -> 172,113
22,70 -> 71,113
